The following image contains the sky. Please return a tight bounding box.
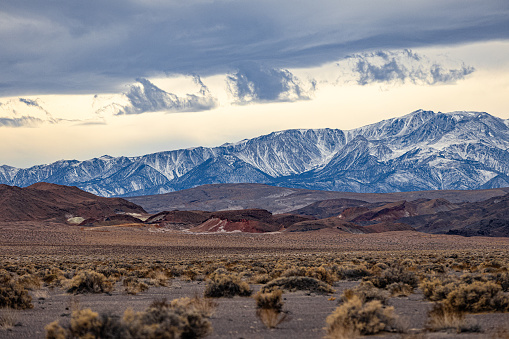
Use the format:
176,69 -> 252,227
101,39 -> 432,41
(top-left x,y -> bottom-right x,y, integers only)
1,0 -> 509,168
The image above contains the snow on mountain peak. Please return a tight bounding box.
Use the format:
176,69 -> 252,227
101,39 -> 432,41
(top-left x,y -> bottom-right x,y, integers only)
2,110 -> 509,196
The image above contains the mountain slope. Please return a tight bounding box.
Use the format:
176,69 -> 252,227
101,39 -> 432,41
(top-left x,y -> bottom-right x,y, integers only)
0,183 -> 146,222
2,110 -> 509,196
127,183 -> 509,215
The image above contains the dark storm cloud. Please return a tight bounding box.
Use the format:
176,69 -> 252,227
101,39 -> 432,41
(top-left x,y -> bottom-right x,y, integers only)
0,0 -> 507,96
227,63 -> 315,103
347,50 -> 475,85
98,77 -> 218,115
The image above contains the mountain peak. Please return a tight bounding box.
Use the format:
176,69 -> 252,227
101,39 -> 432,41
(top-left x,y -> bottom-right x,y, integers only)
2,110 -> 509,197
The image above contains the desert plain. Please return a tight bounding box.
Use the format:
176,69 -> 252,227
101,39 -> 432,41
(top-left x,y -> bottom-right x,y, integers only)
2,220 -> 509,338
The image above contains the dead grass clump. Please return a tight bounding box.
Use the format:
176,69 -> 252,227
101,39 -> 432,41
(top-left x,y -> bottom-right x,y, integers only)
341,281 -> 390,304
67,270 -> 114,294
123,276 -> 149,295
444,281 -> 509,313
204,271 -> 252,298
426,302 -> 480,333
0,308 -> 16,331
261,276 -> 335,294
325,295 -> 398,338
257,308 -> 289,329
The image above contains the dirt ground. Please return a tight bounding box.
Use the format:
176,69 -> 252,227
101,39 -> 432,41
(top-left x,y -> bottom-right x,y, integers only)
2,222 -> 509,338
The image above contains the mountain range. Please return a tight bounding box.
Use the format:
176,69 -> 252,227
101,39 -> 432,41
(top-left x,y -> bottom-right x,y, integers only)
2,109 -> 509,197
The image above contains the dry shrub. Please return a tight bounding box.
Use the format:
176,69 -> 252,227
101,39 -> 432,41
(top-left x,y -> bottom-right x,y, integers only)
204,271 -> 252,298
45,320 -> 67,339
0,270 -> 32,309
250,273 -> 271,284
387,282 -> 414,297
305,266 -> 335,284
496,272 -> 509,292
444,281 -> 509,313
16,274 -> 42,290
426,302 -> 465,332
45,308 -> 126,339
325,295 -> 397,338
420,276 -> 460,301
125,298 -> 213,338
366,266 -> 418,290
341,281 -> 390,304
41,268 -> 67,288
254,289 -> 288,329
46,297 -> 214,339
146,270 -> 170,286
427,303 -> 480,333
179,296 -> 217,318
69,309 -> 104,337
335,265 -> 371,281
0,280 -> 33,309
261,276 -> 334,294
281,267 -> 305,278
67,270 -> 114,294
123,276 -> 149,295
254,289 -> 283,312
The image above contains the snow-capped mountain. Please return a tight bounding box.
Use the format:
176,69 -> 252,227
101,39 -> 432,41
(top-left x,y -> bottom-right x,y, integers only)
2,110 -> 509,197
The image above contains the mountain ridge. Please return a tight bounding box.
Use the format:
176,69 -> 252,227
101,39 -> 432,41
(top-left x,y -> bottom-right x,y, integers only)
2,109 -> 509,197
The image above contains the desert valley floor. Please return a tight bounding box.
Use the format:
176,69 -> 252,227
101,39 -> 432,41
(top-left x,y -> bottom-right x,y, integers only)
2,222 -> 509,338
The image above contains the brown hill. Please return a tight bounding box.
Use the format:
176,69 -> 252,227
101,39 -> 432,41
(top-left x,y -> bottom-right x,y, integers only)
187,208 -> 313,233
0,182 -> 146,222
402,194 -> 509,236
79,214 -> 144,227
126,183 -> 509,214
145,210 -> 212,230
285,216 -> 415,234
338,199 -> 459,224
289,198 -> 376,219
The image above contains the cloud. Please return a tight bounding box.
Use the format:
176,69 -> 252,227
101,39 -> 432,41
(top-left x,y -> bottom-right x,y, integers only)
74,121 -> 107,126
341,50 -> 475,85
0,98 -> 56,127
227,63 -> 315,104
0,117 -> 44,127
97,76 -> 218,115
0,0 -> 507,96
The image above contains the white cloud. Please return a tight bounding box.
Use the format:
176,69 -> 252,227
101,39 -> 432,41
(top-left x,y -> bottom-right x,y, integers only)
95,76 -> 218,115
227,63 -> 315,104
337,50 -> 475,86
